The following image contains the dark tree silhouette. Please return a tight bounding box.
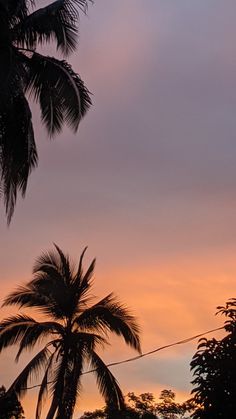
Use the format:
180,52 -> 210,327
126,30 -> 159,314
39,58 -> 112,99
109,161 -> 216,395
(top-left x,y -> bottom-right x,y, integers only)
0,0 -> 92,222
155,389 -> 193,419
127,392 -> 157,417
80,410 -> 107,419
0,385 -> 25,418
0,245 -> 141,419
190,299 -> 236,418
80,406 -> 140,419
80,390 -> 194,419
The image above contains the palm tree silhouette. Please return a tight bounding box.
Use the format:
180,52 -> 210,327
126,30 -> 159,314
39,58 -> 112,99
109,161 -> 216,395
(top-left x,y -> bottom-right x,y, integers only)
0,0 -> 92,222
0,245 -> 141,419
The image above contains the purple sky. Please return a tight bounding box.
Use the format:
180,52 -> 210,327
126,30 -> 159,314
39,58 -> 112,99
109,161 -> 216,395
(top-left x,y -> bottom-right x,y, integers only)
0,0 -> 236,417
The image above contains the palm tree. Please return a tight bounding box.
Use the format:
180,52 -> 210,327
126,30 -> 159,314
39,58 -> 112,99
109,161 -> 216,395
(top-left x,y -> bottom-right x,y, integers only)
0,245 -> 141,419
0,1 -> 92,222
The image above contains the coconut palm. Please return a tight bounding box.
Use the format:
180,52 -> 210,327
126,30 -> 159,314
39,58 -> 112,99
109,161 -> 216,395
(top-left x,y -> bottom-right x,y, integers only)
0,245 -> 141,419
0,0 -> 92,222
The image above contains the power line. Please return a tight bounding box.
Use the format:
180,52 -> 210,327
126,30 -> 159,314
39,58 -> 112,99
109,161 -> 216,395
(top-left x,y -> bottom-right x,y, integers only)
24,325 -> 225,390
83,325 -> 225,373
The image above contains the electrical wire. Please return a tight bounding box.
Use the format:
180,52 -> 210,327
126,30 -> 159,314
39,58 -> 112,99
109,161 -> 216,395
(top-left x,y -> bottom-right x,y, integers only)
23,325 -> 225,390
83,325 -> 225,373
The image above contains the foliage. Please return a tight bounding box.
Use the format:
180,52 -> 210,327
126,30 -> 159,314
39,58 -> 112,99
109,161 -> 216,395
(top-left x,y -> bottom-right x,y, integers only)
156,389 -> 192,419
127,392 -> 156,417
80,406 -> 140,419
0,245 -> 141,419
0,0 -> 92,222
190,299 -> 236,419
79,390 -> 194,419
80,410 -> 106,419
128,390 -> 193,418
0,385 -> 25,419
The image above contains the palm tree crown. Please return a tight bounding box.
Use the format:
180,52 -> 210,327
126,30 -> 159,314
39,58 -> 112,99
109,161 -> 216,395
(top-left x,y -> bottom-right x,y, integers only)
0,0 -> 92,222
0,245 -> 141,419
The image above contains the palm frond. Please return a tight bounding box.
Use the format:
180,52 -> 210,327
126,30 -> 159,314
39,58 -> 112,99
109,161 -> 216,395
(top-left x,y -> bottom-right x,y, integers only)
0,48 -> 37,223
32,275 -> 76,320
36,347 -> 59,419
0,314 -> 62,360
89,351 -> 125,410
47,348 -> 67,418
73,0 -> 93,12
4,248 -> 81,319
73,257 -> 95,302
2,284 -> 47,308
73,331 -> 108,350
15,322 -> 63,361
76,294 -> 142,353
3,279 -> 71,320
32,249 -> 74,318
33,247 -> 64,274
0,91 -> 38,223
13,0 -> 80,55
45,394 -> 58,419
0,3 -> 13,88
8,346 -> 52,398
0,314 -> 40,352
75,246 -> 87,280
33,266 -> 65,286
25,52 -> 91,136
7,0 -> 33,24
53,244 -> 72,284
0,45 -> 12,91
32,246 -> 94,318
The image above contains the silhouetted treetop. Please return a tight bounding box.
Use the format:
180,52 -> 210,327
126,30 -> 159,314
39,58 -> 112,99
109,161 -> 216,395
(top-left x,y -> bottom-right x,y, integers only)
0,0 -> 92,222
191,298 -> 236,419
80,389 -> 195,418
0,244 -> 141,419
0,385 -> 25,419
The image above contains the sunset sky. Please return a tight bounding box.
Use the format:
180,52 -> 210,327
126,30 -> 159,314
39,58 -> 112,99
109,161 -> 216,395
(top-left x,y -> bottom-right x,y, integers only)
1,0 -> 236,417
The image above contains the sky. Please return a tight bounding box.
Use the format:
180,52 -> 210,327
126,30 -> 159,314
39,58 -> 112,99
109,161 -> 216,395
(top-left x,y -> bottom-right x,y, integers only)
1,0 -> 236,417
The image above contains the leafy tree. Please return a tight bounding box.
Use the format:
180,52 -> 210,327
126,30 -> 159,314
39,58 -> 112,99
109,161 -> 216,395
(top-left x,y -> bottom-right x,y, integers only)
0,0 -> 92,222
80,410 -> 106,419
190,299 -> 236,418
0,385 -> 25,419
156,389 -> 189,419
105,405 -> 140,419
127,392 -> 156,417
80,390 -> 194,419
128,390 -> 193,419
79,406 -> 139,419
0,245 -> 141,419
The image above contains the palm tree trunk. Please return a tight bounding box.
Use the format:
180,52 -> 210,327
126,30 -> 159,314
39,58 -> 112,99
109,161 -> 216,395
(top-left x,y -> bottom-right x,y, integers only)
55,335 -> 72,419
46,393 -> 74,419
56,378 -> 75,419
55,406 -> 73,419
